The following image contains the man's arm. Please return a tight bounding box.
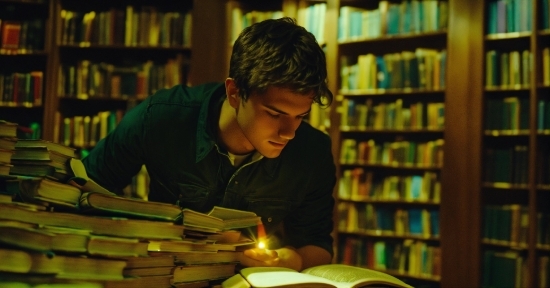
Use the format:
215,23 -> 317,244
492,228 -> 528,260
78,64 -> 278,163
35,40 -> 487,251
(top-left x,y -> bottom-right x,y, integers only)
239,245 -> 331,271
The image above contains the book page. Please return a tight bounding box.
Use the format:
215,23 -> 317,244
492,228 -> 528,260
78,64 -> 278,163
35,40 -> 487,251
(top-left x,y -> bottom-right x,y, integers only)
69,158 -> 115,195
208,206 -> 258,220
240,267 -> 337,288
301,264 -> 413,288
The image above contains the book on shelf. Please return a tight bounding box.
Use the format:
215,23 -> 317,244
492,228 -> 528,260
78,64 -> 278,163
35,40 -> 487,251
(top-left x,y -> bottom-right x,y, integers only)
79,191 -> 182,222
182,206 -> 261,231
0,20 -> 22,51
222,264 -> 413,288
0,148 -> 14,164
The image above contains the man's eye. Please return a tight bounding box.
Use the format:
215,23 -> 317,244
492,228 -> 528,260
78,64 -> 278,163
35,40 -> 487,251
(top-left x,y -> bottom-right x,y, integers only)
268,112 -> 280,118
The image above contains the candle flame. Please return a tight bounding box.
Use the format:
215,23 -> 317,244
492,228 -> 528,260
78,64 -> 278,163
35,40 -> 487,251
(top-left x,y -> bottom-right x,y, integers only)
258,241 -> 266,249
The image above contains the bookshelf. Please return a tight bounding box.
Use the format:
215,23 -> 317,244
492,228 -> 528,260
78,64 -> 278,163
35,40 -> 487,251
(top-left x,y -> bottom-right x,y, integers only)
0,0 -> 52,139
46,0 -> 192,152
329,0 -> 449,287
474,0 -> 550,286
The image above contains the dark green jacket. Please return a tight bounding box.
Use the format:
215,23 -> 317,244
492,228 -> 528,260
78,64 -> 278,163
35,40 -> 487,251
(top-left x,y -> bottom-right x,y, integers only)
83,83 -> 336,255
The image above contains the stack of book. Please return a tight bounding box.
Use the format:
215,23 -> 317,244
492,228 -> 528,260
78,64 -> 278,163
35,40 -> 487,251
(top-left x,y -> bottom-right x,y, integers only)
145,206 -> 261,286
0,120 -> 17,176
0,128 -> 262,287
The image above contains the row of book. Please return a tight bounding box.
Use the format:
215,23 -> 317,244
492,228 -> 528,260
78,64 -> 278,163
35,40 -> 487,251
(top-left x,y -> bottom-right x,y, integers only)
339,169 -> 441,203
544,0 -> 550,29
482,250 -> 529,288
230,8 -> 283,44
484,145 -> 529,185
340,49 -> 447,92
337,236 -> 441,279
60,6 -> 192,47
483,204 -> 529,247
0,71 -> 44,107
340,98 -> 444,130
537,98 -> 550,131
337,201 -> 440,239
340,138 -> 444,168
538,212 -> 550,248
58,54 -> 188,100
541,148 -> 550,186
338,1 -> 449,41
297,2 -> 327,45
485,50 -> 532,88
486,0 -> 532,34
485,96 -> 529,131
56,110 -> 123,149
0,18 -> 45,54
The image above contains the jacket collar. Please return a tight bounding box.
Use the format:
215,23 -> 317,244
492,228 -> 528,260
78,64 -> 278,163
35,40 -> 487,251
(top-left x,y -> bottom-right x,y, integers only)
195,83 -> 225,163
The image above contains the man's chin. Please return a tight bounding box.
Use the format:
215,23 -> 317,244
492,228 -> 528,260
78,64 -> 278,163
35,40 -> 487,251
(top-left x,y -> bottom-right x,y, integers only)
257,149 -> 282,159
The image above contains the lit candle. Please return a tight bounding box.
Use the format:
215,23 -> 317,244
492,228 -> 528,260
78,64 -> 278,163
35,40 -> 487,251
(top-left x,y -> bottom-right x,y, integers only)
257,222 -> 266,249
258,240 -> 266,249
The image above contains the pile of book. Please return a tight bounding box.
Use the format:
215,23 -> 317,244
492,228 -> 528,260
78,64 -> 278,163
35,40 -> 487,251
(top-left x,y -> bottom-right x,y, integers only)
0,120 -> 262,288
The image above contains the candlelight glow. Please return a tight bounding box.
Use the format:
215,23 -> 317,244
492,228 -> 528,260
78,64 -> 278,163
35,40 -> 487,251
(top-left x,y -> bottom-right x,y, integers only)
258,241 -> 266,249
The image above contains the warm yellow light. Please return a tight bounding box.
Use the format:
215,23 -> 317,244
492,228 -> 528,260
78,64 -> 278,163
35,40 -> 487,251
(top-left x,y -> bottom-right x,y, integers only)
258,241 -> 266,249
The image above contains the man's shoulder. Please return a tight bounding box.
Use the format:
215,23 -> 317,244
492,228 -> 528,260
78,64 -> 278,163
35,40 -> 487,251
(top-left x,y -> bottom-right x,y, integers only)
296,121 -> 332,144
148,83 -> 225,105
282,122 -> 332,159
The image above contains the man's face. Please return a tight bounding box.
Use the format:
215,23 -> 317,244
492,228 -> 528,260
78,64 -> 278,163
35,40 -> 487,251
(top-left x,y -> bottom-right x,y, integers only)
234,86 -> 314,158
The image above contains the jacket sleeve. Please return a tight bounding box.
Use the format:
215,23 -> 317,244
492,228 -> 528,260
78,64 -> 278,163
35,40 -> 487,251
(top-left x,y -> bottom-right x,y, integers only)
81,99 -> 149,194
282,133 -> 337,257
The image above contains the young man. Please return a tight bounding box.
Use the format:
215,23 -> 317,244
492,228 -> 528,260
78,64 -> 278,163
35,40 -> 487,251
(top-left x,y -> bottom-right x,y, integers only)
82,17 -> 336,271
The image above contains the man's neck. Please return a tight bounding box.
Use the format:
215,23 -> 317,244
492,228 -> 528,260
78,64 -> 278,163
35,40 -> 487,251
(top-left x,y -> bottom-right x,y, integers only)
218,99 -> 254,155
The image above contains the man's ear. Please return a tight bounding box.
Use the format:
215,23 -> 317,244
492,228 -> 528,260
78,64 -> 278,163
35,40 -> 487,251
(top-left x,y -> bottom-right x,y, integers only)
225,78 -> 240,108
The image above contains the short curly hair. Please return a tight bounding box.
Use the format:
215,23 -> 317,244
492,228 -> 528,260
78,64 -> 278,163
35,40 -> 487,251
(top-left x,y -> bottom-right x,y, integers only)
229,17 -> 333,106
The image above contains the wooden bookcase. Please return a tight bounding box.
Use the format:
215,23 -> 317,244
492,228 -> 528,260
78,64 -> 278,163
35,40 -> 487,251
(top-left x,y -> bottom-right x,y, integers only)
0,0 -> 53,139
439,0 -> 550,286
474,0 -> 550,286
44,0 -> 192,151
327,1 -> 449,287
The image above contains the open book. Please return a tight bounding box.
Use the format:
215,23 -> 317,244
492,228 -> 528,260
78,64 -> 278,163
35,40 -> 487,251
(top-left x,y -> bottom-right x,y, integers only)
67,158 -> 115,195
182,206 -> 261,231
222,264 -> 413,288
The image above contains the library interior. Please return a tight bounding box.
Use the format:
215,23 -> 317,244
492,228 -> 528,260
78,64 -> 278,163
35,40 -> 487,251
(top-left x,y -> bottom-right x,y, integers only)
0,0 -> 549,287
